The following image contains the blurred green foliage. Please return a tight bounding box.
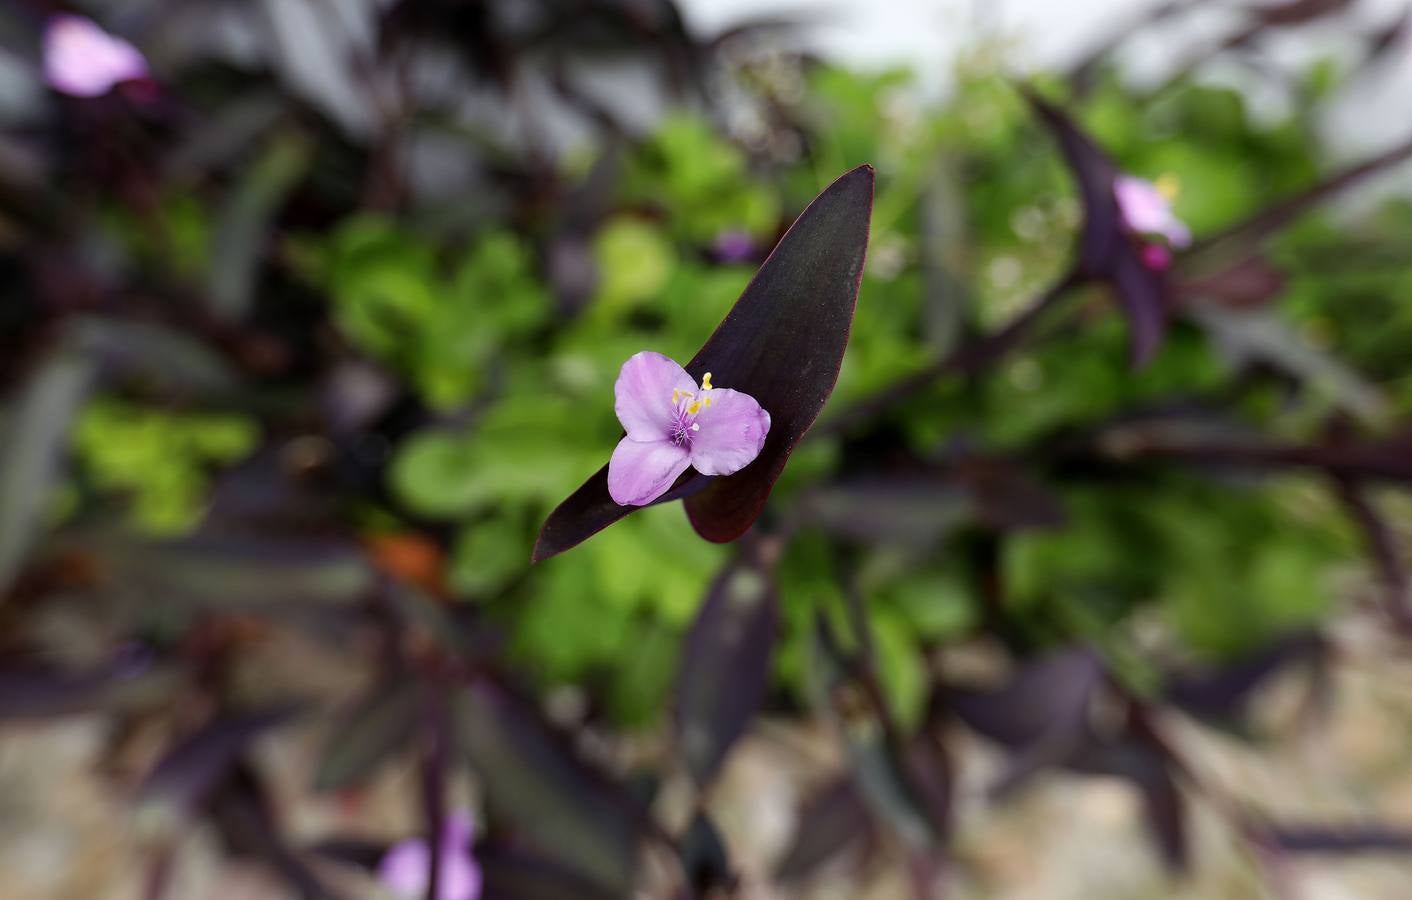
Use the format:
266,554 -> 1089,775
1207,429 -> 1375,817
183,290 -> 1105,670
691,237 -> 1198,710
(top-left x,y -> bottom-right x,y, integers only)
69,59 -> 1412,726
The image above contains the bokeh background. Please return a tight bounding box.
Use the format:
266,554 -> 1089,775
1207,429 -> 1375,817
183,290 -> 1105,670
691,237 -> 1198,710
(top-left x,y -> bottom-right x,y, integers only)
4,0 -> 1412,898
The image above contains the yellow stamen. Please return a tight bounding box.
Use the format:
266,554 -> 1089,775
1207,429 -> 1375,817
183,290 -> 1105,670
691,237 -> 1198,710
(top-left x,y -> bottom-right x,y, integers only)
675,372 -> 719,416
1155,173 -> 1180,202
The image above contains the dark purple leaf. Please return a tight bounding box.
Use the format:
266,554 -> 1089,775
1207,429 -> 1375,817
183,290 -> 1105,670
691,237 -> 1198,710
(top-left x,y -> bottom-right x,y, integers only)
312,680 -> 423,792
1026,93 -> 1169,366
774,777 -> 873,884
533,165 -> 874,561
476,843 -> 622,900
70,317 -> 241,397
681,811 -> 736,896
805,460 -> 1064,544
0,646 -> 160,720
680,167 -> 873,541
1164,632 -> 1326,722
952,458 -> 1069,532
947,647 -> 1103,748
137,706 -> 300,815
207,132 -> 312,321
100,535 -> 377,615
805,478 -> 970,546
1176,253 -> 1285,309
1110,248 -> 1169,366
1264,824 -> 1412,854
1333,479 -> 1412,632
1256,0 -> 1352,26
0,351 -> 96,593
675,555 -> 780,786
809,616 -> 942,852
209,764 -> 335,900
453,679 -> 645,894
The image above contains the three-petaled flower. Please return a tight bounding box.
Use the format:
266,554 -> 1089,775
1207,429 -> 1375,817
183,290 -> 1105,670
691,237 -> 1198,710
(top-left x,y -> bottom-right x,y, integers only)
607,351 -> 771,507
1114,174 -> 1191,271
378,810 -> 482,900
43,14 -> 149,99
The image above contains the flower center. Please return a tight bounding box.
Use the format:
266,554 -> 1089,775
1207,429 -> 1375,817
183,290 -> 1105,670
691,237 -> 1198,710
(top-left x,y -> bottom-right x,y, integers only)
669,372 -> 715,446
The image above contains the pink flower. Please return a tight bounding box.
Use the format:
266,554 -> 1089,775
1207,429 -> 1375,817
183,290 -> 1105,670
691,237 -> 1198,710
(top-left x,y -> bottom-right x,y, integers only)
712,229 -> 757,263
1114,175 -> 1191,251
378,810 -> 481,900
608,351 -> 770,506
43,14 -> 149,99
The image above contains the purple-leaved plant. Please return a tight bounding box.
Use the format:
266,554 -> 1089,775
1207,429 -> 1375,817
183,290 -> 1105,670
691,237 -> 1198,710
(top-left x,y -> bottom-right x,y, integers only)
608,351 -> 770,506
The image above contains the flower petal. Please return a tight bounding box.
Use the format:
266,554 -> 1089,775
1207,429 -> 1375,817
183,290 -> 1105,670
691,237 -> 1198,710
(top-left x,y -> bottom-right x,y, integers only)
1114,176 -> 1190,248
608,437 -> 692,506
614,351 -> 696,441
379,838 -> 430,897
44,15 -> 148,98
440,853 -> 483,900
378,837 -> 483,900
688,389 -> 770,477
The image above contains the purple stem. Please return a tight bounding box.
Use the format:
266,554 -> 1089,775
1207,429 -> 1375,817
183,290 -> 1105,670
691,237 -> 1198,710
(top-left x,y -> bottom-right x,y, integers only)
817,266 -> 1083,437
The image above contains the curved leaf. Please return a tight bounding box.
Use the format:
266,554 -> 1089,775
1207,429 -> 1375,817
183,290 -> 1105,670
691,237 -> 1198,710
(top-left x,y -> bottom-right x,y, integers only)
453,679 -> 645,894
312,680 -> 423,792
1026,93 -> 1168,366
675,558 -> 779,786
0,352 -> 96,593
138,707 -> 299,816
533,165 -> 873,560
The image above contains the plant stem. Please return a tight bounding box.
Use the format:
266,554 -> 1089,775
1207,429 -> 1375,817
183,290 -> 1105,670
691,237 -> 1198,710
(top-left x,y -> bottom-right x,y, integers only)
816,266 -> 1083,438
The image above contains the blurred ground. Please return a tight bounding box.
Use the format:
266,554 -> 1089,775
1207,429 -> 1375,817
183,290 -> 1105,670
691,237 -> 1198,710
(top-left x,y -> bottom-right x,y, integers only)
5,605 -> 1412,900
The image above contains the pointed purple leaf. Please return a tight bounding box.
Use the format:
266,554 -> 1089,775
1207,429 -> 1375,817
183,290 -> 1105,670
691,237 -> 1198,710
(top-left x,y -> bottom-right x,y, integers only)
1265,824 -> 1412,854
1026,92 -> 1169,366
681,811 -> 736,896
675,557 -> 779,786
453,679 -> 645,894
774,777 -> 873,884
0,648 -> 156,720
312,680 -> 423,792
138,706 -> 300,814
1164,632 -> 1325,722
948,647 -> 1103,748
534,165 -> 873,560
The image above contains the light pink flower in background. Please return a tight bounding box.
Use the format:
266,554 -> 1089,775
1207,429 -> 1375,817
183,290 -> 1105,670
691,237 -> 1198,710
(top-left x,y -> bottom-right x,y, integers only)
1114,174 -> 1191,253
712,229 -> 757,263
44,14 -> 149,98
608,351 -> 770,506
378,810 -> 481,900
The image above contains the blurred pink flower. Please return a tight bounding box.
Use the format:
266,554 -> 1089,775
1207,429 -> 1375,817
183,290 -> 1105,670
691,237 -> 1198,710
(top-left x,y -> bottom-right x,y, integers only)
608,351 -> 770,506
378,810 -> 481,900
712,229 -> 757,263
44,14 -> 149,98
1114,175 -> 1191,252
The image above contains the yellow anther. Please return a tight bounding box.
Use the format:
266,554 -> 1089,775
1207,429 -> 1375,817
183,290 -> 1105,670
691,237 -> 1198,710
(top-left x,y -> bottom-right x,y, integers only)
701,372 -> 713,390
687,400 -> 702,415
672,388 -> 694,404
1155,173 -> 1181,202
